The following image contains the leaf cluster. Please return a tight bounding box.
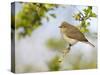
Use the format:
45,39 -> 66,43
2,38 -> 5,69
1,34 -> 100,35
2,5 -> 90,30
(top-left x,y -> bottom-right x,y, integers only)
15,3 -> 57,37
73,6 -> 97,33
48,56 -> 61,71
46,38 -> 66,51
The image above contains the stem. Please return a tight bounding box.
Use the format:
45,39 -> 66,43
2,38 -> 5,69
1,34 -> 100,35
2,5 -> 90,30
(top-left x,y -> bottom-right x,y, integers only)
58,46 -> 71,63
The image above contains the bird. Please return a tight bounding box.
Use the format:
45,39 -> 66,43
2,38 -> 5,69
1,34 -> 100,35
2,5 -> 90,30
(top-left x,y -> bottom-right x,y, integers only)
59,21 -> 95,48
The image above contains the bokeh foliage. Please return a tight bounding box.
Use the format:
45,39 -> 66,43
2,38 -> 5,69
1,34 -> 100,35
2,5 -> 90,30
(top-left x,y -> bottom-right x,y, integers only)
73,6 -> 97,33
48,56 -> 61,71
15,3 -> 58,37
46,38 -> 66,51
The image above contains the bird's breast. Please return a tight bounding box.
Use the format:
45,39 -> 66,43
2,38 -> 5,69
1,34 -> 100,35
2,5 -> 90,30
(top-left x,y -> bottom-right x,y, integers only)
62,34 -> 78,45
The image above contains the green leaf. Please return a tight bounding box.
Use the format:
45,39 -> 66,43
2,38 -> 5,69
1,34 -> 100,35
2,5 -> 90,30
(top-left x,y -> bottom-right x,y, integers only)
26,28 -> 32,36
86,22 -> 90,26
80,27 -> 89,33
50,14 -> 56,18
90,12 -> 97,17
88,6 -> 92,10
44,4 -> 55,9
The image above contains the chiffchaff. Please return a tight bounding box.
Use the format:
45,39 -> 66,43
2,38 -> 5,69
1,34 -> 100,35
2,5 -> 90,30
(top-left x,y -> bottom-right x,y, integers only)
59,21 -> 95,47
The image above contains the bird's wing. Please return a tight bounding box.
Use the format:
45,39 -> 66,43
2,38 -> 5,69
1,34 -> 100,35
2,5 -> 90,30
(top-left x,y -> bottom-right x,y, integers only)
65,26 -> 87,41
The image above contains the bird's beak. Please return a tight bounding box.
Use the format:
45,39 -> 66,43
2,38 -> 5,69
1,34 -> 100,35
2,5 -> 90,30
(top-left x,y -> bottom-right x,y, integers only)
59,26 -> 62,28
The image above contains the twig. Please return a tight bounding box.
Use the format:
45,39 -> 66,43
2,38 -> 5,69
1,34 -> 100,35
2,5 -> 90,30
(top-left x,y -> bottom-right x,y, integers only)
58,46 -> 71,63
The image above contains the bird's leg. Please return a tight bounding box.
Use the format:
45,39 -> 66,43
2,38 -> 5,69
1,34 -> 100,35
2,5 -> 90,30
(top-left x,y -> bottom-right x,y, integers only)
67,44 -> 72,53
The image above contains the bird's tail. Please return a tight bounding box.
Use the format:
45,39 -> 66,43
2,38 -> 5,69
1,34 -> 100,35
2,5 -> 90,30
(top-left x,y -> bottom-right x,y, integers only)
86,41 -> 95,47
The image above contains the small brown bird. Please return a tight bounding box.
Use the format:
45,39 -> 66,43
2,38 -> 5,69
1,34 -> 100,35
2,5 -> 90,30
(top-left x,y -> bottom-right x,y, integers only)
59,21 -> 95,47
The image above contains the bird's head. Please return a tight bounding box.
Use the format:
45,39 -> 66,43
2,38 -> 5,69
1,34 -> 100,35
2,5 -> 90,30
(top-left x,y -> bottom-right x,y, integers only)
59,22 -> 68,29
